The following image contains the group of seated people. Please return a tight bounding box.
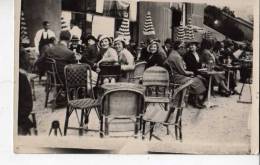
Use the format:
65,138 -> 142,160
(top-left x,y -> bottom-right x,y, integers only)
21,29 -> 253,111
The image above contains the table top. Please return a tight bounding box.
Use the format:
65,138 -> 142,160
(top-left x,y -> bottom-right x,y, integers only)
101,82 -> 146,93
198,69 -> 225,75
221,64 -> 241,69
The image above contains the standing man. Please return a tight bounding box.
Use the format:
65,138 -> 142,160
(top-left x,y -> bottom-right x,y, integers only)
34,21 -> 56,55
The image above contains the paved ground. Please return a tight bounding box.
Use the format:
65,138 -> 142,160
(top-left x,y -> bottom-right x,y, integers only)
21,80 -> 252,154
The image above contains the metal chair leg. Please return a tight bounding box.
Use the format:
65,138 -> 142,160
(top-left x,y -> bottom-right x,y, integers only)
64,106 -> 70,136
105,117 -> 109,136
239,83 -> 245,100
79,109 -> 84,136
45,84 -> 50,108
149,122 -> 155,141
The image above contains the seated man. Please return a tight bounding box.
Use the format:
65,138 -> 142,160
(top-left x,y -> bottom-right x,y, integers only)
45,30 -> 76,84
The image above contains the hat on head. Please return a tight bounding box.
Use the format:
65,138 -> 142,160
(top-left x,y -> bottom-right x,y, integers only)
97,35 -> 113,48
147,39 -> 160,53
114,36 -> 127,44
86,35 -> 98,43
114,36 -> 127,48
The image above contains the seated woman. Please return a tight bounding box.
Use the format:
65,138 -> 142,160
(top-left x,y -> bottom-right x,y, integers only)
80,35 -> 101,70
139,39 -> 167,69
183,41 -> 203,76
96,35 -> 118,68
113,36 -> 135,81
164,41 -> 207,109
200,39 -> 231,97
95,35 -> 118,84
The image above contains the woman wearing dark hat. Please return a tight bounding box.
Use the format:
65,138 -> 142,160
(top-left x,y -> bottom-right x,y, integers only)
80,35 -> 101,69
139,39 -> 167,69
183,41 -> 202,76
162,38 -> 173,56
164,41 -> 207,109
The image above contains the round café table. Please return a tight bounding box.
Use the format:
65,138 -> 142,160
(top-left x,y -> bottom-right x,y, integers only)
198,69 -> 225,109
221,64 -> 240,90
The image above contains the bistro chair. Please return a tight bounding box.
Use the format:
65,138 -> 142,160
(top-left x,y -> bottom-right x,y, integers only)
128,61 -> 147,84
237,60 -> 252,104
142,66 -> 170,112
101,88 -> 144,137
142,79 -> 193,141
63,64 -> 101,136
141,66 -> 170,134
44,58 -> 65,111
97,62 -> 121,85
28,111 -> 38,135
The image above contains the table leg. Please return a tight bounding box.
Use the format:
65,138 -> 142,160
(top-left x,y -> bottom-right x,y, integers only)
206,75 -> 218,109
227,70 -> 230,90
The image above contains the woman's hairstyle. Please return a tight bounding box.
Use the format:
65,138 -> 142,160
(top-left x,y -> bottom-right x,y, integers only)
147,41 -> 159,53
59,30 -> 71,41
114,40 -> 126,48
200,39 -> 213,50
98,35 -> 113,48
213,41 -> 222,52
173,41 -> 184,50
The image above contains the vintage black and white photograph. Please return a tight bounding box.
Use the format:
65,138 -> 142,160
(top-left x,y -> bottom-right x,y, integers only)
14,0 -> 259,154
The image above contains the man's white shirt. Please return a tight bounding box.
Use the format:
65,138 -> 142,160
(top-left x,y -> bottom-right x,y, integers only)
34,29 -> 55,52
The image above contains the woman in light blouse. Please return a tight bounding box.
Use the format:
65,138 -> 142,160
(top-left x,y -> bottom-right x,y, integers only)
113,37 -> 135,81
96,35 -> 118,67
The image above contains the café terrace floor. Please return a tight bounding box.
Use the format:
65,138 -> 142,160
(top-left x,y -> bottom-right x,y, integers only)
16,81 -> 252,154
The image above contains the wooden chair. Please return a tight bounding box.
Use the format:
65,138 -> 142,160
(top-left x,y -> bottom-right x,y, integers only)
44,58 -> 65,111
63,64 -> 101,136
128,61 -> 147,84
101,88 -> 144,137
142,79 -> 193,141
141,66 -> 170,137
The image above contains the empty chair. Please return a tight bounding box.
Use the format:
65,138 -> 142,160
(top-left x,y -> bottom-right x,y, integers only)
142,79 -> 193,141
128,61 -> 147,84
44,58 -> 65,110
142,66 -> 170,111
63,64 -> 101,136
141,66 -> 171,137
101,88 -> 144,137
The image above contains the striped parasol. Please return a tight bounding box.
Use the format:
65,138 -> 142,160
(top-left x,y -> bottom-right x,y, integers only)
184,18 -> 195,41
118,12 -> 131,44
176,22 -> 185,42
204,31 -> 214,40
61,16 -> 69,31
20,10 -> 30,45
143,11 -> 156,36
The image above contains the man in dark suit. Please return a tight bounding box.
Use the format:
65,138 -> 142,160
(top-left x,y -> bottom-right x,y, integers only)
45,30 -> 76,84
